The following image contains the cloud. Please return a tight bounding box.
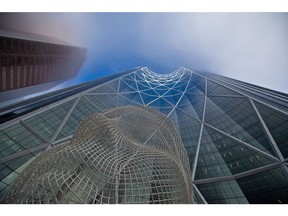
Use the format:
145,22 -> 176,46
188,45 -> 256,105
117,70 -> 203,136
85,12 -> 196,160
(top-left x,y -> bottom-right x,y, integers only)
1,13 -> 288,93
138,13 -> 288,92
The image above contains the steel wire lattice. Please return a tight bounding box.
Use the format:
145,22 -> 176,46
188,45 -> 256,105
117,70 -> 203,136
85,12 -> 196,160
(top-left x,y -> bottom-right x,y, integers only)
4,106 -> 194,204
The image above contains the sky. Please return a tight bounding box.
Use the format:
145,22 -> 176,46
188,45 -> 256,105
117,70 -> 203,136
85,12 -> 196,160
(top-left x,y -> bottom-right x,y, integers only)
1,12 -> 288,94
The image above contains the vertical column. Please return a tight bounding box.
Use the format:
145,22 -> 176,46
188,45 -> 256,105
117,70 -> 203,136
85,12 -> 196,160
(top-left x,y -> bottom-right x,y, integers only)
191,77 -> 207,181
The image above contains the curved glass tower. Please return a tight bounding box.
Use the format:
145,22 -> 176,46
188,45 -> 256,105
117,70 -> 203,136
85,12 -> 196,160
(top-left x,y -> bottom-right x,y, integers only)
1,67 -> 288,204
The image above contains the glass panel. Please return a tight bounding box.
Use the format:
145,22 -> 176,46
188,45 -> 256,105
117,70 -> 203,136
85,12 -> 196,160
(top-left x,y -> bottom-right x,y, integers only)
165,89 -> 183,96
197,180 -> 248,204
1,171 -> 19,185
119,80 -> 137,93
5,153 -> 34,173
141,89 -> 159,96
207,80 -> 241,96
89,80 -> 119,93
118,95 -> 140,107
0,124 -> 43,158
183,93 -> 204,120
195,126 -> 276,180
237,166 -> 288,204
214,78 -> 288,113
158,107 -> 173,116
153,88 -> 169,95
149,98 -> 173,108
176,95 -> 203,121
163,94 -> 182,105
118,93 -> 143,106
24,98 -> 76,140
0,181 -> 7,192
140,92 -> 159,105
56,97 -> 101,140
121,79 -> 138,91
0,163 -> 13,181
173,109 -> 202,170
137,82 -> 150,91
0,185 -> 9,202
186,74 -> 205,94
85,94 -> 117,111
255,101 -> 288,159
193,186 -> 205,204
205,96 -> 276,157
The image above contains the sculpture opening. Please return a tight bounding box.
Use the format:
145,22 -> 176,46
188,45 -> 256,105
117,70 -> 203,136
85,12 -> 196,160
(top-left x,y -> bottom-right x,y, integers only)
4,106 -> 194,204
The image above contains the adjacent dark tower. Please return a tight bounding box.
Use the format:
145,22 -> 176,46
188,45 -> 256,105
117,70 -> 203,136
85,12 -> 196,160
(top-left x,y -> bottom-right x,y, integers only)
0,27 -> 87,104
1,67 -> 288,204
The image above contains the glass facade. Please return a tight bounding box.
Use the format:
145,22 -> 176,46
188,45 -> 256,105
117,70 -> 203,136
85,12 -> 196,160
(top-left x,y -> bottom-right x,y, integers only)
1,67 -> 288,204
4,106 -> 194,204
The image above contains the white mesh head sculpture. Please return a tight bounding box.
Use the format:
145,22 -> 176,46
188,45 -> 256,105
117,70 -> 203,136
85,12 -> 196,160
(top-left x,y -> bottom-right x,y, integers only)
4,106 -> 194,204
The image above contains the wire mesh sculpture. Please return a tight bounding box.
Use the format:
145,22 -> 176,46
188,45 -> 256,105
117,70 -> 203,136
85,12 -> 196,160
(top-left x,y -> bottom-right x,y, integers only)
4,106 -> 194,204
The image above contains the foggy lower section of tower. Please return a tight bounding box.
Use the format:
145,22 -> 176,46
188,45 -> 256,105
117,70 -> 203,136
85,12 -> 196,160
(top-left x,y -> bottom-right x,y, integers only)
3,106 -> 194,204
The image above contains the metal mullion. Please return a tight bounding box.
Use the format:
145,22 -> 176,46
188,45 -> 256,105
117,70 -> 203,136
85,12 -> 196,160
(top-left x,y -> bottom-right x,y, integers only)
204,123 -> 280,162
280,164 -> 288,181
195,71 -> 288,116
192,184 -> 208,204
0,69 -> 142,131
174,106 -> 202,124
145,95 -> 161,106
20,120 -> 50,144
51,97 -> 81,142
121,79 -> 138,91
249,98 -> 284,161
125,71 -> 145,105
191,127 -> 203,181
193,162 -> 281,185
83,95 -> 101,110
160,72 -> 185,98
85,92 -> 117,95
0,118 -> 21,131
191,77 -> 207,181
0,143 -> 49,163
225,81 -> 288,110
161,96 -> 178,107
191,71 -> 246,96
206,94 -> 246,98
218,77 -> 288,102
167,70 -> 193,117
21,97 -> 78,121
116,78 -> 121,107
52,135 -> 72,146
119,91 -> 138,95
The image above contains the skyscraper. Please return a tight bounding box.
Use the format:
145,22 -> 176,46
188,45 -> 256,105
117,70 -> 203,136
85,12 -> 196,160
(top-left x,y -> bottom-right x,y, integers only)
0,27 -> 87,104
1,67 -> 288,204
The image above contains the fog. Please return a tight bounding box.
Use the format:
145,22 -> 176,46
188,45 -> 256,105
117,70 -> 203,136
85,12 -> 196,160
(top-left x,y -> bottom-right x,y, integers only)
1,13 -> 287,93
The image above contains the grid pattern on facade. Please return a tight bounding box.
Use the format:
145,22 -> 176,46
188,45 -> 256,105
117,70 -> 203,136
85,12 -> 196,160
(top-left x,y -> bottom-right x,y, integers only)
0,36 -> 86,92
1,67 -> 288,204
3,106 -> 194,204
0,28 -> 86,104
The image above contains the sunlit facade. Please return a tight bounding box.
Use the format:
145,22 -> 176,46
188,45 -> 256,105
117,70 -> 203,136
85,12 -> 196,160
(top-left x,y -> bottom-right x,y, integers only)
1,67 -> 288,204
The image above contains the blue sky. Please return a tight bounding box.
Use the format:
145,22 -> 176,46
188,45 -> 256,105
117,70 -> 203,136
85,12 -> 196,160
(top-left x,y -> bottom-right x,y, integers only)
1,13 -> 288,93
